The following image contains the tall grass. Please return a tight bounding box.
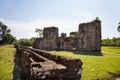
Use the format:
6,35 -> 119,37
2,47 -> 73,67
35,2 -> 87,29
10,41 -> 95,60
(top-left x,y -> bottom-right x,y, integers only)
0,45 -> 14,80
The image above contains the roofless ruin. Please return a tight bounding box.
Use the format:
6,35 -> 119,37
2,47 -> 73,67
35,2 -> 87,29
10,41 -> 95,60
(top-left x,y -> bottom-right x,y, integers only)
13,19 -> 101,80
33,20 -> 101,52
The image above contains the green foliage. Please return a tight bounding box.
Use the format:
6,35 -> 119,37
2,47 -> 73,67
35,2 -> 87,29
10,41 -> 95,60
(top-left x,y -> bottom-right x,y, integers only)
0,21 -> 10,36
95,17 -> 100,21
14,38 -> 35,46
102,37 -> 120,46
0,21 -> 16,45
35,28 -> 43,37
117,22 -> 120,32
51,50 -> 120,80
0,45 -> 14,80
0,45 -> 120,80
0,34 -> 16,45
93,17 -> 100,21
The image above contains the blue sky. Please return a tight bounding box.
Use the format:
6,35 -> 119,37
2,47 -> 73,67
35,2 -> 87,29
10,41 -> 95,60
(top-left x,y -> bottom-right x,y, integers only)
0,0 -> 120,39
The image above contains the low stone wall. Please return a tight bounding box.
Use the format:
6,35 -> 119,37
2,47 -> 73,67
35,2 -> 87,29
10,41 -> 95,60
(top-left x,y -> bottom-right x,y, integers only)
14,45 -> 82,80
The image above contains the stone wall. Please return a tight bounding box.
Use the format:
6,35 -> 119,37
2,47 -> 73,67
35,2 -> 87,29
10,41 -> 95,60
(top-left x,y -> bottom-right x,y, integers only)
33,20 -> 101,52
14,45 -> 82,80
33,27 -> 58,50
77,20 -> 101,51
43,27 -> 58,50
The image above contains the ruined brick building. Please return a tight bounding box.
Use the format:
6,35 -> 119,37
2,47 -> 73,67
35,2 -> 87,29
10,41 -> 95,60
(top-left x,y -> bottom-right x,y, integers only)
33,20 -> 101,52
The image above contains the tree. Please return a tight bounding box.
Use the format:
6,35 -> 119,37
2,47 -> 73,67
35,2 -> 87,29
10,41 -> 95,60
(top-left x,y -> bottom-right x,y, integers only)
111,37 -> 116,46
117,22 -> 120,32
14,37 -> 35,46
1,34 -> 16,44
95,17 -> 99,20
102,37 -> 120,46
93,17 -> 100,21
0,21 -> 16,45
0,21 -> 10,36
35,28 -> 43,37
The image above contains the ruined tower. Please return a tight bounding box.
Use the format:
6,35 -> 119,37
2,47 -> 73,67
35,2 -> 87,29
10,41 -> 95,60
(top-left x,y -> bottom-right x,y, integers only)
33,20 -> 101,52
43,27 -> 58,50
77,20 -> 101,52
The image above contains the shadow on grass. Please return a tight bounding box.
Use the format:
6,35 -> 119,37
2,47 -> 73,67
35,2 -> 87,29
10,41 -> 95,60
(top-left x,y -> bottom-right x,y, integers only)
13,50 -> 26,80
72,51 -> 103,56
51,50 -> 103,56
99,72 -> 120,80
13,51 -> 22,80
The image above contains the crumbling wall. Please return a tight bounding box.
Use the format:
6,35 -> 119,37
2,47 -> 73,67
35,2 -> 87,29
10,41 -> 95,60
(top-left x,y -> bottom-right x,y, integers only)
14,45 -> 82,80
43,27 -> 58,50
33,38 -> 43,49
33,20 -> 101,52
77,20 -> 101,52
70,32 -> 78,49
33,27 -> 58,50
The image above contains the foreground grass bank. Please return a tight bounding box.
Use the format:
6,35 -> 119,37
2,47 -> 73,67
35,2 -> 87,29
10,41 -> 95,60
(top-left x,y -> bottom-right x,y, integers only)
51,51 -> 120,80
0,45 -> 14,80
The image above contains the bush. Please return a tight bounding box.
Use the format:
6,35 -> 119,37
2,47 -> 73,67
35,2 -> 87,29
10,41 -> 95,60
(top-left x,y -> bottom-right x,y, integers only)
14,38 -> 35,46
0,34 -> 16,45
102,37 -> 120,47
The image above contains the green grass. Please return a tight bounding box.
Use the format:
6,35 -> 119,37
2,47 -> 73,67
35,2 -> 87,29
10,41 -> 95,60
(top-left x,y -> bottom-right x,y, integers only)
51,51 -> 120,80
102,46 -> 120,54
0,45 -> 120,80
0,45 -> 14,80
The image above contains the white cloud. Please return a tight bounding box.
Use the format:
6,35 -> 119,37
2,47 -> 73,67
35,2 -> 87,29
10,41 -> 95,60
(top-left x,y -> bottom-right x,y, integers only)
0,19 -> 37,39
0,18 -> 81,39
0,13 -> 95,39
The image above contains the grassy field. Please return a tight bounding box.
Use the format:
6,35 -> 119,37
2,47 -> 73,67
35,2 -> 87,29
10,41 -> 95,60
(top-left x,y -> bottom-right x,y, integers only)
51,49 -> 120,80
102,46 -> 120,54
0,45 -> 120,80
0,45 -> 14,80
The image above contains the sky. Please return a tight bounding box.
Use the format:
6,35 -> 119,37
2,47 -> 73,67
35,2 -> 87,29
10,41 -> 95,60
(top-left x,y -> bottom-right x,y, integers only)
0,0 -> 120,39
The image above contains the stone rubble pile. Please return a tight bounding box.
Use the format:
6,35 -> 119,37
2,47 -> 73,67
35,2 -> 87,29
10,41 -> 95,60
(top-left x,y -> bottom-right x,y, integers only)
14,45 -> 82,80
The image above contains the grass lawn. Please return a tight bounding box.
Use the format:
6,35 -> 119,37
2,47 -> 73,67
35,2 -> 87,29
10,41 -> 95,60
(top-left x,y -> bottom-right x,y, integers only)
0,45 -> 14,80
102,46 -> 120,54
0,45 -> 120,80
51,50 -> 120,80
